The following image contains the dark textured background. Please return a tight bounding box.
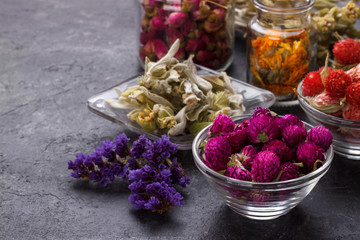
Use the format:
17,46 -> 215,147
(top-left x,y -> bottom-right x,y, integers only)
1,0 -> 360,239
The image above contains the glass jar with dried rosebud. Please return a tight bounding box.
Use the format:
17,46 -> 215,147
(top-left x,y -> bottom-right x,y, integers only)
136,0 -> 235,71
246,0 -> 317,102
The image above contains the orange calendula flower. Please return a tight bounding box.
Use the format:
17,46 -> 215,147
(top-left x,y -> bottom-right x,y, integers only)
249,30 -> 310,96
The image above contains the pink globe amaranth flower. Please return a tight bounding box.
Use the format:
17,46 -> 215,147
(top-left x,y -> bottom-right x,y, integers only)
249,190 -> 271,203
276,114 -> 305,131
204,136 -> 232,171
225,128 -> 247,153
225,155 -> 252,181
166,28 -> 183,45
196,50 -> 215,62
296,142 -> 325,173
235,119 -> 250,131
279,162 -> 299,181
262,139 -> 293,163
168,12 -> 188,28
307,126 -> 333,151
251,107 -> 273,119
251,150 -> 281,182
210,114 -> 235,135
238,145 -> 258,171
282,125 -> 307,148
150,16 -> 166,31
248,115 -> 280,143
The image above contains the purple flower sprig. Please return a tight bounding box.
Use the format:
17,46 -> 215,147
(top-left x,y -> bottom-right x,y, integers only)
67,134 -> 190,214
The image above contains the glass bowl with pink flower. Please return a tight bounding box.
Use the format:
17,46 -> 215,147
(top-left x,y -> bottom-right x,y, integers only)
192,108 -> 334,220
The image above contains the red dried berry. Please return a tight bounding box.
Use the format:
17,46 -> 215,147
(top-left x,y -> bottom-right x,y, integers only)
324,70 -> 352,98
333,38 -> 360,65
301,71 -> 324,96
346,82 -> 360,108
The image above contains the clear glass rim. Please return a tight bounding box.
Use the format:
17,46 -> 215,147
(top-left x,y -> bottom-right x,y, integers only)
297,80 -> 360,128
254,0 -> 315,14
192,114 -> 334,189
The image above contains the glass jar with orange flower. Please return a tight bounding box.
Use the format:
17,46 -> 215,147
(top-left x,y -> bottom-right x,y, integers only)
246,0 -> 317,102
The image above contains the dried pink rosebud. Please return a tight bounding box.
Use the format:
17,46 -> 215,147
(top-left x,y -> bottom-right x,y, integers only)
143,40 -> 156,60
248,115 -> 280,143
196,50 -> 215,62
282,125 -> 307,148
150,16 -> 166,31
210,113 -> 235,135
181,0 -> 200,12
142,0 -> 161,7
251,151 -> 281,182
225,128 -> 247,153
204,21 -> 223,33
168,12 -> 188,28
192,3 -> 211,20
166,28 -> 183,45
200,33 -> 216,51
262,139 -> 293,163
153,39 -> 168,59
307,126 -> 333,151
225,155 -> 252,181
139,47 -> 146,61
238,145 -> 258,171
213,8 -> 226,22
174,48 -> 185,60
139,31 -> 158,45
296,142 -> 324,173
182,20 -> 196,37
185,39 -> 200,53
158,8 -> 170,18
279,162 -> 300,181
204,136 -> 232,171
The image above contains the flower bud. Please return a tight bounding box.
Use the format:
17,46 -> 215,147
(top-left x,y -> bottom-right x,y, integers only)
168,12 -> 188,28
174,48 -> 186,60
196,50 -> 215,62
166,28 -> 183,45
150,16 -> 166,31
153,39 -> 168,59
185,39 -> 200,53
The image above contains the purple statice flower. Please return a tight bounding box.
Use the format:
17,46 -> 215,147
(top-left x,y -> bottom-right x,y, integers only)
262,139 -> 293,163
307,126 -> 333,151
276,114 -> 305,131
169,158 -> 190,188
225,155 -> 252,181
296,142 -> 325,173
248,115 -> 280,143
114,133 -> 130,158
68,133 -> 190,214
225,128 -> 247,153
251,150 -> 281,182
204,135 -> 232,171
233,145 -> 258,171
210,114 -> 235,135
279,162 -> 300,181
142,135 -> 177,165
282,125 -> 307,148
100,140 -> 116,161
251,107 -> 273,119
130,135 -> 151,159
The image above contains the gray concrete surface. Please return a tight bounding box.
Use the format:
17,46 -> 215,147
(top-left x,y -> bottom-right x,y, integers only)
1,0 -> 360,239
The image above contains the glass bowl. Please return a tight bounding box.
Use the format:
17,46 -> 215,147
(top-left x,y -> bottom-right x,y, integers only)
192,115 -> 334,220
297,81 -> 360,160
88,65 -> 275,150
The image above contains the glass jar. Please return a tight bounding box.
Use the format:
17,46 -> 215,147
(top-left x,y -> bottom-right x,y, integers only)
246,0 -> 317,102
136,0 -> 235,71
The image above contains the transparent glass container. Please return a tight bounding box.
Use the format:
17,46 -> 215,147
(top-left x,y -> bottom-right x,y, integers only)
136,0 -> 235,71
246,0 -> 317,102
192,115 -> 334,220
298,81 -> 360,160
